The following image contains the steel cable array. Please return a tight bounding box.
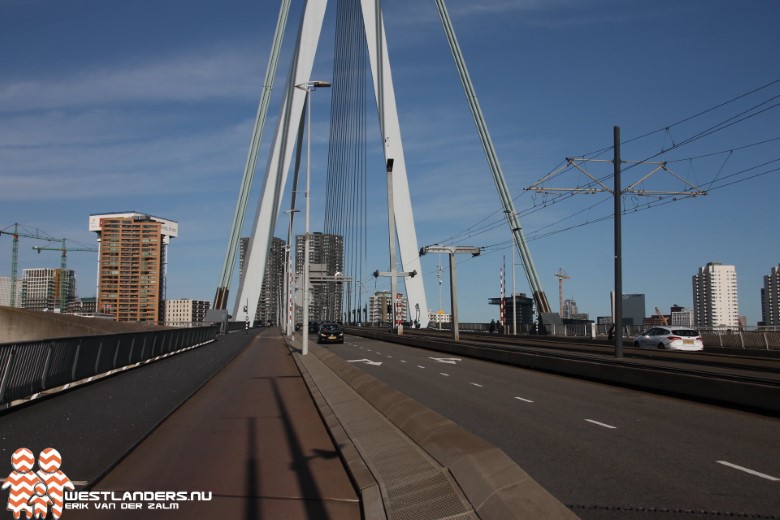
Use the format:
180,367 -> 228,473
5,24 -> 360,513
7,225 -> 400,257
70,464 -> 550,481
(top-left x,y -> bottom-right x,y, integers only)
323,0 -> 370,321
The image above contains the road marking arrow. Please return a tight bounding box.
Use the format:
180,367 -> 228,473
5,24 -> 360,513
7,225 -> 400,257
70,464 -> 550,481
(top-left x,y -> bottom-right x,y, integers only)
348,359 -> 383,366
429,357 -> 462,365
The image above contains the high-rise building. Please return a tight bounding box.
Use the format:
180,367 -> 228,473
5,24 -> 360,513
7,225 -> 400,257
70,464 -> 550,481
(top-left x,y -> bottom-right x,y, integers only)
488,293 -> 535,329
164,299 -> 211,327
239,237 -> 286,326
428,309 -> 451,325
762,264 -> 780,327
369,291 -> 407,325
89,212 -> 178,324
562,298 -> 578,319
671,306 -> 694,327
20,268 -> 76,311
692,262 -> 739,328
0,276 -> 22,307
611,292 -> 645,326
295,232 -> 344,323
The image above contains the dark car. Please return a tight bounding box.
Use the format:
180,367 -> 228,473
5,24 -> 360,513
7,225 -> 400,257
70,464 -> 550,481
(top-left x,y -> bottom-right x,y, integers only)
308,321 -> 319,333
317,323 -> 344,344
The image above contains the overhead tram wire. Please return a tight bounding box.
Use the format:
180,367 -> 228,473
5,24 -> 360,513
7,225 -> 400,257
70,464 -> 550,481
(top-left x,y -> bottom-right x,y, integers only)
422,79 -> 780,268
620,76 -> 780,149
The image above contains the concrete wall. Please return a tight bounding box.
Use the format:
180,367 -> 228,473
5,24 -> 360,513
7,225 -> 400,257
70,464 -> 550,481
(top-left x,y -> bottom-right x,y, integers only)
0,306 -> 166,344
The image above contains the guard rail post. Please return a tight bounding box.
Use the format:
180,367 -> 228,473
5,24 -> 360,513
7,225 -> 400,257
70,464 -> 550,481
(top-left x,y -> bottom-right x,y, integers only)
0,349 -> 16,403
71,342 -> 81,380
41,345 -> 53,390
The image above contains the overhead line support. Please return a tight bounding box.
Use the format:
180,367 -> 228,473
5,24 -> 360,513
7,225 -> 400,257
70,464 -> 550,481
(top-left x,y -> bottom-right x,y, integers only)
420,245 -> 480,342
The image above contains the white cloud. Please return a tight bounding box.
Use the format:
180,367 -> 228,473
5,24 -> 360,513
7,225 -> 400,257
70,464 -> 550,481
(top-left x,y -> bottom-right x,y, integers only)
0,45 -> 265,113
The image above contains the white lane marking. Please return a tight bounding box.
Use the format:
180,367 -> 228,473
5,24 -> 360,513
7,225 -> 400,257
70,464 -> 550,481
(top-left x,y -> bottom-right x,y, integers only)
585,419 -> 616,429
347,359 -> 383,366
417,365 -> 426,369
470,383 -> 483,388
440,373 -> 450,377
717,461 -> 780,481
400,360 -> 407,363
514,396 -> 534,403
429,357 -> 462,364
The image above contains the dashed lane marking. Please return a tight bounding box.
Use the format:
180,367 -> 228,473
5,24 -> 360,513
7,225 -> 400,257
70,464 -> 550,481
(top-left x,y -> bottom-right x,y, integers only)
440,373 -> 450,377
717,461 -> 780,481
514,397 -> 534,403
585,419 -> 616,429
470,383 -> 483,388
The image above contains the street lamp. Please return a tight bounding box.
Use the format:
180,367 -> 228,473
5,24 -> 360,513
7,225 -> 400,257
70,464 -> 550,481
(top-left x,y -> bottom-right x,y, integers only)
295,80 -> 331,355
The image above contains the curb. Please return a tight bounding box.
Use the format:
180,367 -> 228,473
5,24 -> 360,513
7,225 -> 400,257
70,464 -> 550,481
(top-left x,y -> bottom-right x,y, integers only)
289,336 -> 578,519
287,339 -> 387,520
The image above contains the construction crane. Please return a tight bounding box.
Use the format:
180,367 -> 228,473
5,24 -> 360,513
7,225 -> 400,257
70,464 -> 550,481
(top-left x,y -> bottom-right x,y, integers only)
32,239 -> 97,311
554,268 -> 571,317
0,223 -> 59,307
654,306 -> 669,326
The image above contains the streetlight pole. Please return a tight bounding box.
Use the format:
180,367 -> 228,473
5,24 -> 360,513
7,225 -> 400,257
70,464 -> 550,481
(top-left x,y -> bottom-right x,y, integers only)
295,80 -> 331,355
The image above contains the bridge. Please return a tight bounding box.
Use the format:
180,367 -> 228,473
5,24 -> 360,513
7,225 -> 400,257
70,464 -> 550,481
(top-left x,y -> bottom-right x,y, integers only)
3,1 -> 780,519
2,318 -> 779,519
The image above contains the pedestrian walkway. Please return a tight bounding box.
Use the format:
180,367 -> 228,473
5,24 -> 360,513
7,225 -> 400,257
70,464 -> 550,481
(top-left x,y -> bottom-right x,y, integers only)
70,328 -> 360,519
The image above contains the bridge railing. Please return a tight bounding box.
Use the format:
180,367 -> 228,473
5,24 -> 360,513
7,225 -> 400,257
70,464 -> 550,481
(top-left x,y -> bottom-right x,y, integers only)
424,322 -> 780,350
0,325 -> 219,407
544,324 -> 780,350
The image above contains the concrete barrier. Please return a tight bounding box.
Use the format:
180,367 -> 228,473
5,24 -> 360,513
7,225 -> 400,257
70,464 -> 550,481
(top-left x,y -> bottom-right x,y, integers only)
311,345 -> 578,520
0,306 -> 166,344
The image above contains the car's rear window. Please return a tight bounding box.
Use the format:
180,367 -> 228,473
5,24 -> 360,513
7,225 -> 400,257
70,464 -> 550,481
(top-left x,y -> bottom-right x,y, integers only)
672,329 -> 699,337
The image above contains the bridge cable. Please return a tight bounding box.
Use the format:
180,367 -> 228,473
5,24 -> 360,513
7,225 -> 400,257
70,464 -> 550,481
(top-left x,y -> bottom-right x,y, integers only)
324,0 -> 370,322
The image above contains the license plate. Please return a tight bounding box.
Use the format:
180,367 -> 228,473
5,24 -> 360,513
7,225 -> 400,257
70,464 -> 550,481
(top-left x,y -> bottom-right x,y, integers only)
329,335 -> 336,340
683,339 -> 694,345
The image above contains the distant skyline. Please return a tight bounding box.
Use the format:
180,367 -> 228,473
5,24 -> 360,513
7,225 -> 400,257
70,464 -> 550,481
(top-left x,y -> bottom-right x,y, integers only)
1,0 -> 779,325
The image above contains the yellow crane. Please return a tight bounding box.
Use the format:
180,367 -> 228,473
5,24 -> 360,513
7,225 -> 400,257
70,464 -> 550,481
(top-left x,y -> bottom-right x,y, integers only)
554,268 -> 571,316
654,306 -> 669,326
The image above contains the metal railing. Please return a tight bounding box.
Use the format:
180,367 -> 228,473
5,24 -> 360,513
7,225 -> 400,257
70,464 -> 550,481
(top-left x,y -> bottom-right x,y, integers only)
0,325 -> 219,407
425,322 -> 780,351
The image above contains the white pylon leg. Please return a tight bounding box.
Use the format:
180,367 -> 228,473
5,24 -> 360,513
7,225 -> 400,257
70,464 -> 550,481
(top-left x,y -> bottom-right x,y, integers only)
234,0 -> 328,321
235,0 -> 429,328
360,0 -> 429,327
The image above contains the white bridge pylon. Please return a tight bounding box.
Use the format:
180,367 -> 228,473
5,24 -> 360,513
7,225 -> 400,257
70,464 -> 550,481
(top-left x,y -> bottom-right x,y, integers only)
234,0 -> 430,326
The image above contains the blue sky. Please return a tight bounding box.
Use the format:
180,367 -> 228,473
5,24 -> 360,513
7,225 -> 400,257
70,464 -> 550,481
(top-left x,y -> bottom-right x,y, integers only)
1,0 -> 778,325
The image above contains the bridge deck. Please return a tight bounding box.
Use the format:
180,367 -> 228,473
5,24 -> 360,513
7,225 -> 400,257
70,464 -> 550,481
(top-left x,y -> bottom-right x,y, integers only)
67,328 -> 360,519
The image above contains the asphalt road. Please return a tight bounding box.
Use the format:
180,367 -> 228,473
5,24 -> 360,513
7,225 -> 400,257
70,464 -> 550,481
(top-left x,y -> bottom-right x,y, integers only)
0,331 -> 252,487
324,334 -> 780,519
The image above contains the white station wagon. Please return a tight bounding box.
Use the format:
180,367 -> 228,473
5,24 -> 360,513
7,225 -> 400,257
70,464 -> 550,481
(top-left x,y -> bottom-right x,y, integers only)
633,326 -> 704,351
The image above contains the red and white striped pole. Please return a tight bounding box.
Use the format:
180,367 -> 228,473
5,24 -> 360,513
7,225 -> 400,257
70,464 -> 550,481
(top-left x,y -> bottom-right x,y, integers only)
499,262 -> 505,328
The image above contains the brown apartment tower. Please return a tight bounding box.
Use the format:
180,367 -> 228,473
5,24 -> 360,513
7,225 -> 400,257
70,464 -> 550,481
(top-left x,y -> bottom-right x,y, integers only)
89,212 -> 178,324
